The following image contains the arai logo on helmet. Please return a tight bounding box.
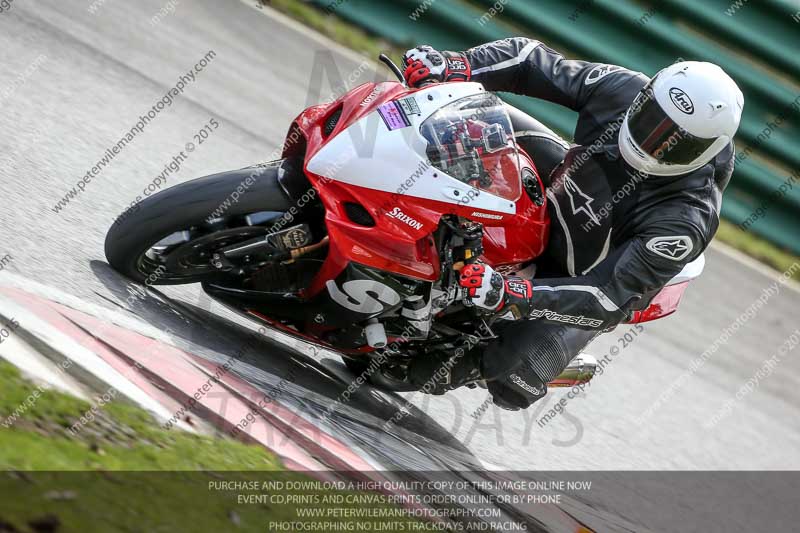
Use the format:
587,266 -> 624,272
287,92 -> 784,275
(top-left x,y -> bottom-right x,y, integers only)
669,87 -> 695,114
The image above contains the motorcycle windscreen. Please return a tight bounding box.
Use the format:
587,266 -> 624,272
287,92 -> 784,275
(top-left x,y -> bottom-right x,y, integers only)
419,93 -> 522,202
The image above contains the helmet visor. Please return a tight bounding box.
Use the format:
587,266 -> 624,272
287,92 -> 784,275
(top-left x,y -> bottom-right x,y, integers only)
627,88 -> 716,165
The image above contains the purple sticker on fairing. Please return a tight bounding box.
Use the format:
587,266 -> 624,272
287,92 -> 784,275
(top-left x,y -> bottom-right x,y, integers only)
377,102 -> 411,130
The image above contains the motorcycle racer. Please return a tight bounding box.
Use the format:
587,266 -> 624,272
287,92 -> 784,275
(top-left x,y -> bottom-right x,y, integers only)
402,39 -> 744,410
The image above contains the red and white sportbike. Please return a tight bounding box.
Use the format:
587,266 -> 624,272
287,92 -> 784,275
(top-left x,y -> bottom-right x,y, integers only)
105,56 -> 703,391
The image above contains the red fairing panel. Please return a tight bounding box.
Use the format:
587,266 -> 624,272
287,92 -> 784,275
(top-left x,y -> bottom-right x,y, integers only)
628,281 -> 690,323
287,82 -> 409,162
481,151 -> 549,269
290,81 -> 551,297
304,180 -> 442,298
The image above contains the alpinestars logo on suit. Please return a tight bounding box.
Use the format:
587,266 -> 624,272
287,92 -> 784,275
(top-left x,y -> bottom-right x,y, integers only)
646,235 -> 694,261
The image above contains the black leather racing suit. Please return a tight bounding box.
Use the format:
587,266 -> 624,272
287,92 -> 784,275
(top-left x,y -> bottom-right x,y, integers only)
461,38 -> 734,409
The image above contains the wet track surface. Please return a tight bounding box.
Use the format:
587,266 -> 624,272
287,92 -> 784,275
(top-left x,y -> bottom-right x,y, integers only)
1,1 -> 799,530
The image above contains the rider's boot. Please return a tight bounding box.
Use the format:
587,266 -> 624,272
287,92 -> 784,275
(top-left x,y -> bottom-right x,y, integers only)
406,345 -> 483,395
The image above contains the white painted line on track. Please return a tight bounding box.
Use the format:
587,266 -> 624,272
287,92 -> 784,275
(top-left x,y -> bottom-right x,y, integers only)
0,331 -> 89,400
0,271 -> 174,343
0,290 -> 193,430
239,0 -> 383,71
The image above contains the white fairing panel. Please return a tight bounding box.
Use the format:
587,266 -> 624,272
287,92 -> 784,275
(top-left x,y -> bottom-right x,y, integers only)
667,253 -> 705,285
307,83 -> 517,214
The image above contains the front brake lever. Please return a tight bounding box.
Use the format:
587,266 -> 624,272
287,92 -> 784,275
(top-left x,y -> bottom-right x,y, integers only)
379,53 -> 407,87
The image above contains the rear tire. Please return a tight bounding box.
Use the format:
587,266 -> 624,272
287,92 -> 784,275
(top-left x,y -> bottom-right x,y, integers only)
104,161 -> 297,284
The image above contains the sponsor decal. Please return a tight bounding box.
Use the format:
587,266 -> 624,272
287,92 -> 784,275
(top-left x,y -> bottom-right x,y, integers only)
447,58 -> 468,72
505,278 -> 532,298
467,38 -> 516,55
564,177 -> 600,225
386,206 -> 424,230
377,101 -> 411,130
529,309 -> 603,328
509,374 -> 546,396
646,235 -> 694,261
359,86 -> 384,107
470,211 -> 504,220
396,96 -> 422,117
668,87 -> 694,114
326,279 -> 401,314
584,64 -> 622,85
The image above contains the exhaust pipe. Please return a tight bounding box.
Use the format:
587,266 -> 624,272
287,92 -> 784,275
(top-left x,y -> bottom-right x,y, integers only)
547,353 -> 597,387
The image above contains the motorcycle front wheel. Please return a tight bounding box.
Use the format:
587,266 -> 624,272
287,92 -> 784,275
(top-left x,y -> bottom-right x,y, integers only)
104,160 -> 300,285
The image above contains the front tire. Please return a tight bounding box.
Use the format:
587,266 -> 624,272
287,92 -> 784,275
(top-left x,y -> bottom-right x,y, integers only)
104,161 -> 297,284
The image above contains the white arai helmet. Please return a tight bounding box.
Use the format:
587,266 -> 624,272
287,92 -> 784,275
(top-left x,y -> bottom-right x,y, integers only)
619,61 -> 744,176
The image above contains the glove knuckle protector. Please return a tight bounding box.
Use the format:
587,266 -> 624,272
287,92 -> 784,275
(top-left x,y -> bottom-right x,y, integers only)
402,46 -> 471,87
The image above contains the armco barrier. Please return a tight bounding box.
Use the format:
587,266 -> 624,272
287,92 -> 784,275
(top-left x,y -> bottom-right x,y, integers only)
310,0 -> 799,254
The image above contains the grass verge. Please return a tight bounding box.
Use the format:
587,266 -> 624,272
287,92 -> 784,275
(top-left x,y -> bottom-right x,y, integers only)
0,361 -> 282,471
262,0 -> 405,61
0,362 -> 420,532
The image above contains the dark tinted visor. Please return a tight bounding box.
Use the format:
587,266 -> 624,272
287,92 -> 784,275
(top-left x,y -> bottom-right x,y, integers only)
628,88 -> 715,165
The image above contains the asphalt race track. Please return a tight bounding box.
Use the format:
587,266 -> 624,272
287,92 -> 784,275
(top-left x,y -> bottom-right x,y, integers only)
1,1 -> 799,531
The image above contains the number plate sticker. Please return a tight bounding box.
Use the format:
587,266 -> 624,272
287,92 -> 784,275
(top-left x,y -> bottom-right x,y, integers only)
377,101 -> 411,130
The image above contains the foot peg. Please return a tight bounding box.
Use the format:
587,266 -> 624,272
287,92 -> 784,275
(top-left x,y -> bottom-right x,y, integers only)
365,319 -> 387,348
